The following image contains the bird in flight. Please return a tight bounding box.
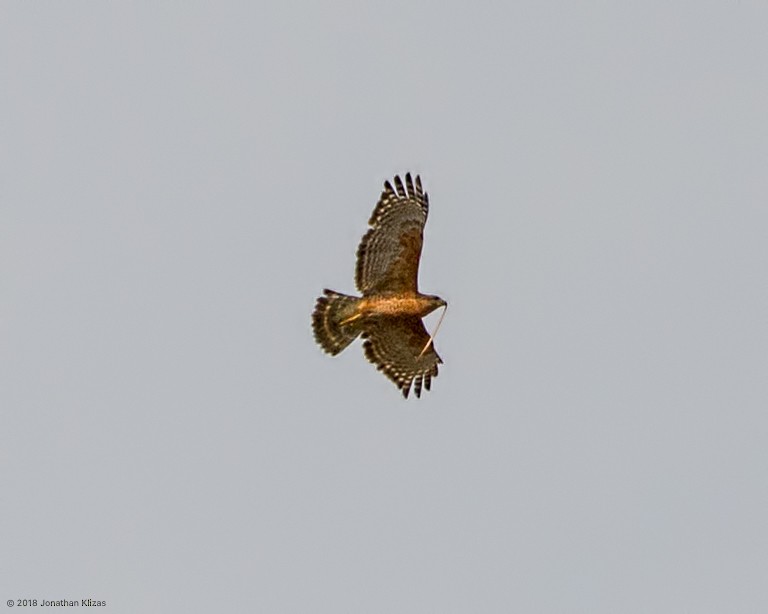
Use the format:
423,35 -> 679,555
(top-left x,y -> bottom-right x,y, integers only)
312,173 -> 447,398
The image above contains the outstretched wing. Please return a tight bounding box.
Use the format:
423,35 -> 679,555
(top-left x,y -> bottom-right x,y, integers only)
355,173 -> 429,295
361,317 -> 442,398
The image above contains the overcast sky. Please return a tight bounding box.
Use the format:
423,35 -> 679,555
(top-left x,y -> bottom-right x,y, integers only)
2,2 -> 767,612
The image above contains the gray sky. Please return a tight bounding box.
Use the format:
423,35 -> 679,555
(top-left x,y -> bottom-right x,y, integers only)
2,2 -> 767,612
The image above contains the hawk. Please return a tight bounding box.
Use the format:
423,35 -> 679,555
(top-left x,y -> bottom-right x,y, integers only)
312,173 -> 446,398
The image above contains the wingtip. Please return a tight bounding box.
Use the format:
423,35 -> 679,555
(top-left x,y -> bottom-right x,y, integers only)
393,175 -> 405,197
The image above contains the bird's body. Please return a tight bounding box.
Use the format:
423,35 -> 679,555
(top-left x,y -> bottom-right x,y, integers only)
312,173 -> 446,398
357,294 -> 443,319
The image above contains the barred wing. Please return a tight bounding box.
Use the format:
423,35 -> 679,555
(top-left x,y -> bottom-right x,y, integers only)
361,316 -> 442,398
355,173 -> 429,295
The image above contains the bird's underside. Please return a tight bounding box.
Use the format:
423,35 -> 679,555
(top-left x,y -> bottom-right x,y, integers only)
312,173 -> 446,398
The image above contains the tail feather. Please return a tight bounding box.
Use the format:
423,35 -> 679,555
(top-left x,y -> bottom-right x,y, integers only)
312,289 -> 363,355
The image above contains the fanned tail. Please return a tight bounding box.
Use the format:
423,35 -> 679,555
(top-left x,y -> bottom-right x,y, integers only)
312,289 -> 363,355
